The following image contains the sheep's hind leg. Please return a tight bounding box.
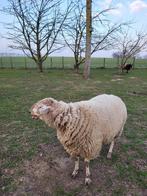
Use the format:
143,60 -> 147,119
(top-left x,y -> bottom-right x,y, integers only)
71,157 -> 79,178
107,140 -> 114,159
118,126 -> 124,137
84,159 -> 92,185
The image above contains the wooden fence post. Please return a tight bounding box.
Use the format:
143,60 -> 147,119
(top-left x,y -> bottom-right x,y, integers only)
132,57 -> 135,69
117,57 -> 119,68
10,57 -> 13,69
103,58 -> 106,68
62,56 -> 64,69
0,57 -> 3,68
50,57 -> 52,68
24,57 -> 27,69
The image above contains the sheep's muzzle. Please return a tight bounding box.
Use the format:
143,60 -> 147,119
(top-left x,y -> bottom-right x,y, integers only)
31,114 -> 39,120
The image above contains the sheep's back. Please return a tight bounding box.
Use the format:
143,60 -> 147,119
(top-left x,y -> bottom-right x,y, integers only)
88,94 -> 127,144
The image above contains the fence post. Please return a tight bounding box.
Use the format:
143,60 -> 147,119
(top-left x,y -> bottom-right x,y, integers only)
103,58 -> 106,68
50,57 -> 52,68
62,56 -> 64,69
24,57 -> 27,69
0,57 -> 3,68
117,56 -> 119,68
132,57 -> 135,69
10,57 -> 13,69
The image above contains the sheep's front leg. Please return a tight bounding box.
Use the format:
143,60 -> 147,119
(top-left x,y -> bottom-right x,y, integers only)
107,140 -> 114,159
85,159 -> 92,185
71,157 -> 79,178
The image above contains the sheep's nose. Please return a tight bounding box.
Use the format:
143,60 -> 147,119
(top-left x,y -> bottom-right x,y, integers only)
32,115 -> 39,120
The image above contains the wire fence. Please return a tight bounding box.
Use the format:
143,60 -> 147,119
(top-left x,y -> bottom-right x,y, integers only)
0,56 -> 147,70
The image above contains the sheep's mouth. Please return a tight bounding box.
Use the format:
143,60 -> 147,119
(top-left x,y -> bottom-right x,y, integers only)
31,114 -> 39,120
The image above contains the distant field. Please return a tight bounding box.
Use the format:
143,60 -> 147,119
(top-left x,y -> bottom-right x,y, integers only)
0,56 -> 147,69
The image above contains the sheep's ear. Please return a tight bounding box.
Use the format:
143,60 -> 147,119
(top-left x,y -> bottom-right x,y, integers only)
43,98 -> 56,106
39,105 -> 50,114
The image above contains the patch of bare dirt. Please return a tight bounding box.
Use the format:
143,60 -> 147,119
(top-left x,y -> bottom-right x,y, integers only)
132,159 -> 147,172
13,143 -> 84,195
128,91 -> 147,96
111,78 -> 123,82
143,140 -> 147,152
12,142 -> 146,196
129,77 -> 137,79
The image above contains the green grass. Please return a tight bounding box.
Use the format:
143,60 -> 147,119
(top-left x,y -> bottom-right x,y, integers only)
0,56 -> 147,69
0,68 -> 147,195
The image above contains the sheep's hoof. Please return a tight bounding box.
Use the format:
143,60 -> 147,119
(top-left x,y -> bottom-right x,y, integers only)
71,170 -> 79,178
107,152 -> 112,159
85,177 -> 92,185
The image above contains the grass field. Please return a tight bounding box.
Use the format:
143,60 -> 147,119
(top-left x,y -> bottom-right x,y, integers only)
0,56 -> 147,69
0,69 -> 147,195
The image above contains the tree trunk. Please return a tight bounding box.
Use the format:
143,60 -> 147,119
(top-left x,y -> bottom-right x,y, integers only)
74,64 -> 79,73
83,0 -> 92,79
37,61 -> 43,72
74,53 -> 80,73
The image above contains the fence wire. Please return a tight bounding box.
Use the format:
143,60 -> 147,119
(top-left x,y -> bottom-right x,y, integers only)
0,56 -> 147,69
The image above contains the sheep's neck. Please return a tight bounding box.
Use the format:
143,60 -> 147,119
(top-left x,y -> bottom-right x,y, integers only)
53,103 -> 70,133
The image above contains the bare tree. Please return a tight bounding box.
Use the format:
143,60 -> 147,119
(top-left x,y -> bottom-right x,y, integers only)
116,30 -> 147,67
83,0 -> 92,79
62,2 -> 86,72
83,2 -> 120,79
91,23 -> 126,55
3,0 -> 72,72
63,2 -> 128,73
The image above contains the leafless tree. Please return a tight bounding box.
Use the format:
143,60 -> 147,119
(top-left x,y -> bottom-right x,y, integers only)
116,30 -> 147,68
83,2 -> 126,79
91,22 -> 126,55
3,0 -> 72,72
63,2 -> 128,74
62,2 -> 86,72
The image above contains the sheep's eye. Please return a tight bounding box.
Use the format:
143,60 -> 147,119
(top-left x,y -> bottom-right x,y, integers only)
37,106 -> 42,113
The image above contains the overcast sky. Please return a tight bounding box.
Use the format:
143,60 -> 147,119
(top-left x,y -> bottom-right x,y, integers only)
0,0 -> 147,57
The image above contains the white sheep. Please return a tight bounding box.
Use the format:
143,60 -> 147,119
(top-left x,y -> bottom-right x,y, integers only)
30,94 -> 127,185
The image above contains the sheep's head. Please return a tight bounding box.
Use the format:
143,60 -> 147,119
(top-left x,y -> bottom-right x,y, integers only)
30,98 -> 57,124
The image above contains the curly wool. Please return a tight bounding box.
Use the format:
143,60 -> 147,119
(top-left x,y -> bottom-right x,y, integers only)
40,94 -> 127,160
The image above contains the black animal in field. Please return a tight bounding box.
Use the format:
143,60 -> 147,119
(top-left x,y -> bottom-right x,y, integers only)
121,63 -> 133,73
